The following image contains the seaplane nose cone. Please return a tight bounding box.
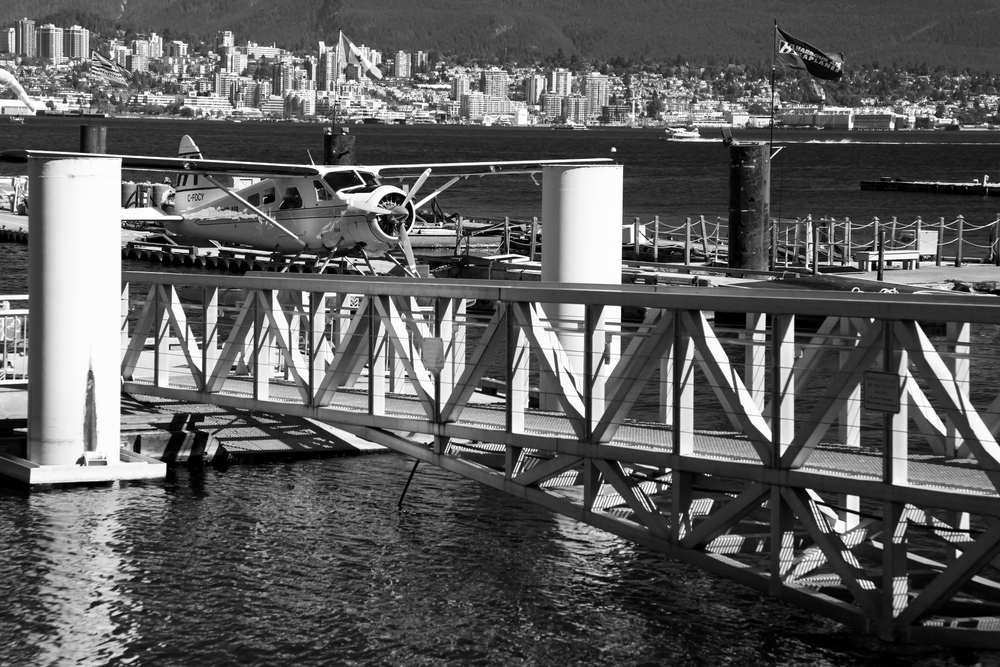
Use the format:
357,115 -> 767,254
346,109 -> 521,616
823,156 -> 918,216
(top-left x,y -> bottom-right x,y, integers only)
392,205 -> 408,220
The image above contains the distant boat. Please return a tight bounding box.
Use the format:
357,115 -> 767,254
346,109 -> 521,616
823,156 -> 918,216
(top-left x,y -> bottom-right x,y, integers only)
552,120 -> 587,130
8,115 -> 24,124
664,126 -> 700,140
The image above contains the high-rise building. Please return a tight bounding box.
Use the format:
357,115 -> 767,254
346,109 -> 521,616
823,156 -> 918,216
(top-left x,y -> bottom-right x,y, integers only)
394,50 -> 411,78
481,69 -> 509,98
562,94 -> 589,124
64,26 -> 90,60
15,18 -> 35,58
548,68 -> 572,96
37,24 -> 64,64
1,28 -> 14,54
582,73 -> 610,120
524,74 -> 546,105
411,50 -> 427,74
216,31 -> 235,52
451,74 -> 471,101
318,46 -> 336,90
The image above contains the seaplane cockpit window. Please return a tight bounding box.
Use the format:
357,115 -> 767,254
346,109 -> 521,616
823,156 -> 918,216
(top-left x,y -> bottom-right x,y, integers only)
314,180 -> 332,201
323,171 -> 366,193
278,187 -> 303,210
262,187 -> 276,205
247,193 -> 260,207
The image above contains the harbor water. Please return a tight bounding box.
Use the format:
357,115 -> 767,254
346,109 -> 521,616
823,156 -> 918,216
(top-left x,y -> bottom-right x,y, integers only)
2,119 -> 1000,665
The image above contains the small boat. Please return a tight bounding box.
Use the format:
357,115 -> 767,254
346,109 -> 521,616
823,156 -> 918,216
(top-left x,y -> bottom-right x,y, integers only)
664,126 -> 700,140
552,121 -> 587,130
8,115 -> 24,124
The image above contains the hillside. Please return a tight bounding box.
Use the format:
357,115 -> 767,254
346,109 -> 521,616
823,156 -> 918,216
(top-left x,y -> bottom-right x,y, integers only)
3,0 -> 1000,71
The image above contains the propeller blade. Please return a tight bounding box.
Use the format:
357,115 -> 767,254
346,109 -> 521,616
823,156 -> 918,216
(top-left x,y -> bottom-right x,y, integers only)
398,222 -> 416,274
402,169 -> 432,208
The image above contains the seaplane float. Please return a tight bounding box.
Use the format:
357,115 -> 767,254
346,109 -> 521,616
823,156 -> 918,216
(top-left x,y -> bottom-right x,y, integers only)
1,136 -> 611,276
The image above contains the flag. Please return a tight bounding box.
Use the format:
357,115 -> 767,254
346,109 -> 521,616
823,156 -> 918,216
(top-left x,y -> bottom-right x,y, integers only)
90,51 -> 130,88
776,27 -> 844,81
338,32 -> 382,81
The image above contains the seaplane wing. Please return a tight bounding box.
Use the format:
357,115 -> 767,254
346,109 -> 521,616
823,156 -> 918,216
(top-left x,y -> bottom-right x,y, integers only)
372,158 -> 613,181
0,149 -> 323,179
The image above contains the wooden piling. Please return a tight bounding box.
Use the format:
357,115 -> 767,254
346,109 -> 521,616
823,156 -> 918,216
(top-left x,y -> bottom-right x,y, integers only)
727,141 -> 770,271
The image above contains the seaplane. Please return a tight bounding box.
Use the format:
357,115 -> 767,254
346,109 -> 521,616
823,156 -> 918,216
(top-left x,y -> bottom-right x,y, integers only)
1,136 -> 613,276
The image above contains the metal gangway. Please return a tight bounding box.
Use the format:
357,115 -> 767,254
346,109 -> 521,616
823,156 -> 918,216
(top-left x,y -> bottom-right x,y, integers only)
120,269 -> 1000,647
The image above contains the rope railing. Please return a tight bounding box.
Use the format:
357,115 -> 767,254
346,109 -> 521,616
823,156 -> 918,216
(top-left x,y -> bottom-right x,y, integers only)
624,213 -> 1000,270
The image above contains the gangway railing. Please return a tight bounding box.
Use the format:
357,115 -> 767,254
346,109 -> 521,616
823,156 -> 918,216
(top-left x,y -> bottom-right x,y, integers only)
119,270 -> 1000,646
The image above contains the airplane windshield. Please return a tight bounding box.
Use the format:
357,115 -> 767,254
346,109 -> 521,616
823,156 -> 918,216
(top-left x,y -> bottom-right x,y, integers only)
323,170 -> 376,193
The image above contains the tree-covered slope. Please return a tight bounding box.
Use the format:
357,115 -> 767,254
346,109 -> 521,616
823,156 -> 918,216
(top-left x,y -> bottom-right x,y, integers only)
3,0 -> 1000,71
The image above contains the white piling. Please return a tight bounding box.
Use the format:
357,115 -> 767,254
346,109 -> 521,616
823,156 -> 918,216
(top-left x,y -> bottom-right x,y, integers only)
0,154 -> 165,484
540,164 -> 624,413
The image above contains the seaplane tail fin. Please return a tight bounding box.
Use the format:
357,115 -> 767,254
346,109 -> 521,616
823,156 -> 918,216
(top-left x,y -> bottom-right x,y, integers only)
178,135 -> 203,159
172,135 -> 226,214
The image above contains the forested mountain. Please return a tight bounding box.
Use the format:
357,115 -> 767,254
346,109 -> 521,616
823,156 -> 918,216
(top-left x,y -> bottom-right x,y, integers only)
4,0 -> 1000,72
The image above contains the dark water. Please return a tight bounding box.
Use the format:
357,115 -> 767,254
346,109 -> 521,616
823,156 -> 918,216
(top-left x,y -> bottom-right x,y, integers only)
3,118 -> 1000,665
5,117 -> 1000,227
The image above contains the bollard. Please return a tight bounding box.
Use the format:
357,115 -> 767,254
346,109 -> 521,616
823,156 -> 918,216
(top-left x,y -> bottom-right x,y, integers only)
937,217 -> 945,266
529,217 -> 539,261
915,216 -> 923,268
877,230 -> 886,282
956,215 -> 964,267
843,217 -> 852,266
684,217 -> 692,265
653,215 -> 660,263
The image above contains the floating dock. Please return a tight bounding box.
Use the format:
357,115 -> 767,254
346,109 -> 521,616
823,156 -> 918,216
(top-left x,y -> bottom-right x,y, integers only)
860,176 -> 1000,195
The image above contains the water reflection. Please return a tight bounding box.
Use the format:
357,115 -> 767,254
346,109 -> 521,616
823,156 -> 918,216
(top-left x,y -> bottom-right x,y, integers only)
2,484 -> 149,666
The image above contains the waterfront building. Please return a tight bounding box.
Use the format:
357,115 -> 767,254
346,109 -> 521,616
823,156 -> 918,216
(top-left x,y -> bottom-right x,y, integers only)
540,92 -> 563,121
64,26 -> 90,61
582,73 -> 610,121
394,50 -> 411,78
15,18 -> 35,59
37,24 -> 65,65
1,28 -> 13,54
460,91 -> 486,120
182,94 -> 234,116
481,69 -> 509,98
602,103 -> 631,124
562,94 -> 590,124
548,68 -> 572,96
524,74 -> 545,105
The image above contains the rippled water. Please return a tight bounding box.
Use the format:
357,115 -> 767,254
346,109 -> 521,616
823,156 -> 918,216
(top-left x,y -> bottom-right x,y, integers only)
0,457 -> 997,666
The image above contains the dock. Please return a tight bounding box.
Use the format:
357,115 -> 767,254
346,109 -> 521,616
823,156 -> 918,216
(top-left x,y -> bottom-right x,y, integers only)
860,176 -> 1000,195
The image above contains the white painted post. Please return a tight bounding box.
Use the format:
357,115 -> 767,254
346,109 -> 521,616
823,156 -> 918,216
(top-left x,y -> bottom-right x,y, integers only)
27,155 -> 122,466
540,164 -> 623,417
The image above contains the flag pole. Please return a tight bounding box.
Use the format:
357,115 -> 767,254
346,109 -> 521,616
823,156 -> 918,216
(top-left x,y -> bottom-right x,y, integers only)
770,18 -> 777,152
